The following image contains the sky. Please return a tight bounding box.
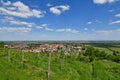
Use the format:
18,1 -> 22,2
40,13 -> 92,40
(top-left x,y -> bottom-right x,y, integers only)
0,0 -> 120,41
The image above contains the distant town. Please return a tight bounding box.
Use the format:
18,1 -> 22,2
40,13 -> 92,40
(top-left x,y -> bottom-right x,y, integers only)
4,43 -> 85,54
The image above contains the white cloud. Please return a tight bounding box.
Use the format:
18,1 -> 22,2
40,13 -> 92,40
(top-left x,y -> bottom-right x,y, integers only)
84,28 -> 88,30
1,0 -> 11,6
56,29 -> 65,32
97,30 -> 113,35
0,27 -> 31,33
0,1 -> 45,18
36,26 -> 43,29
87,21 -> 92,24
93,0 -> 117,4
56,28 -> 79,33
36,24 -> 48,29
45,27 -> 54,31
41,24 -> 48,27
95,20 -> 102,23
0,16 -> 14,23
108,9 -> 114,12
93,0 -> 107,4
1,27 -> 120,40
50,5 -> 70,15
50,8 -> 61,15
10,20 -> 35,27
46,3 -> 53,7
109,20 -> 120,25
115,14 -> 120,17
96,28 -> 120,37
32,9 -> 45,18
117,29 -> 120,31
66,28 -> 79,33
4,16 -> 14,21
6,7 -> 16,10
0,16 -> 35,27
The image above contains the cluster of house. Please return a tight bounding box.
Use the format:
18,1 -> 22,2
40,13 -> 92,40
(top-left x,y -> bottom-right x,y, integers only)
32,44 -> 65,53
4,44 -> 28,50
4,44 -> 82,54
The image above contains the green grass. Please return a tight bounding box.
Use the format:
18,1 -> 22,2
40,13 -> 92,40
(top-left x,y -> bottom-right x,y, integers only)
93,61 -> 120,80
0,58 -> 34,80
0,48 -> 120,80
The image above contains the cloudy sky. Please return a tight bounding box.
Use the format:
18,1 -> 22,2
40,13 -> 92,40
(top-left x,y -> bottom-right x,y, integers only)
0,0 -> 120,41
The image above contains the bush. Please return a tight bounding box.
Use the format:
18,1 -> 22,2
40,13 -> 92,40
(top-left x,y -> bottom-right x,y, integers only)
108,55 -> 120,63
84,47 -> 107,61
0,42 -> 4,48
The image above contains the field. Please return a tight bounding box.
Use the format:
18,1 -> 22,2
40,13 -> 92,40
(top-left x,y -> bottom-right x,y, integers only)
0,42 -> 120,80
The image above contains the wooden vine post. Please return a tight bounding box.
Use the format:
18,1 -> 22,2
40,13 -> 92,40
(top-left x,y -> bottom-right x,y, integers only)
21,49 -> 25,69
92,63 -> 94,80
8,48 -> 10,62
61,51 -> 65,70
47,52 -> 51,80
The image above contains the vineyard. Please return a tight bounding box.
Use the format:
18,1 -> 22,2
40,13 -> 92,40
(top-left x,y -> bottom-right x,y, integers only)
0,42 -> 120,80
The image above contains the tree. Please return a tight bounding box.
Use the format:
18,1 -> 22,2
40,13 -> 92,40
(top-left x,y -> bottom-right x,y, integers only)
108,55 -> 120,63
84,47 -> 107,61
0,42 -> 4,48
84,47 -> 95,56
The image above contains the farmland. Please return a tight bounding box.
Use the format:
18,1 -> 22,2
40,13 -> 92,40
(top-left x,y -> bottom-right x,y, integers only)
0,41 -> 120,80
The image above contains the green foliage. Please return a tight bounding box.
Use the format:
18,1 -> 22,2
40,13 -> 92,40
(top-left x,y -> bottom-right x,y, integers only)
84,47 -> 108,61
0,42 -> 4,48
108,55 -> 120,63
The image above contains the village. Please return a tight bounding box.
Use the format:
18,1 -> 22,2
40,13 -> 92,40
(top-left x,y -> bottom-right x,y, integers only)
4,43 -> 84,54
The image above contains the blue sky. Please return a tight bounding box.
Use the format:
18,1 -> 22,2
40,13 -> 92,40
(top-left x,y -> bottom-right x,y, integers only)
0,0 -> 120,41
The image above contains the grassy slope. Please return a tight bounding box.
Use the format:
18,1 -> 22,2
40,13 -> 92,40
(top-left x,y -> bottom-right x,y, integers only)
93,61 -> 120,80
0,48 -> 120,80
0,59 -> 35,80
